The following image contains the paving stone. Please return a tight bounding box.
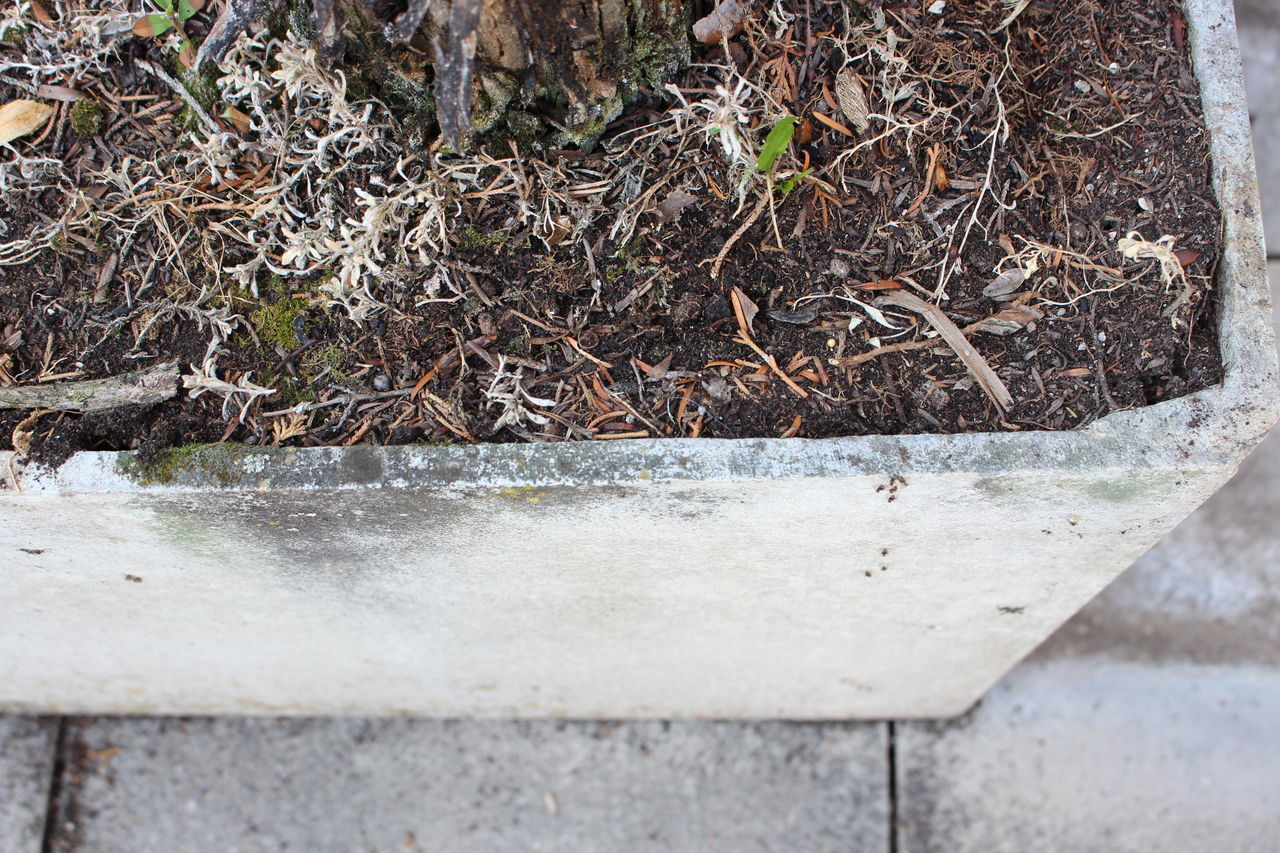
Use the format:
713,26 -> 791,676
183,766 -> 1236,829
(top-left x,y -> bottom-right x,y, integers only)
0,716 -> 58,853
1237,0 -> 1280,252
896,661 -> 1280,853
52,718 -> 888,853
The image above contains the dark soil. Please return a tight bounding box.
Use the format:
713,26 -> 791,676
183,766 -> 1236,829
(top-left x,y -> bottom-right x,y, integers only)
0,0 -> 1224,465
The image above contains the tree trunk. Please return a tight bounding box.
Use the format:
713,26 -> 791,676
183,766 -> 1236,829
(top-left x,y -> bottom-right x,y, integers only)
316,0 -> 691,148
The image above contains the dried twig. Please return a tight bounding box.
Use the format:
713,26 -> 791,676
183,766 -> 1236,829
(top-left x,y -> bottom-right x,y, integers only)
706,193 -> 769,277
0,363 -> 179,413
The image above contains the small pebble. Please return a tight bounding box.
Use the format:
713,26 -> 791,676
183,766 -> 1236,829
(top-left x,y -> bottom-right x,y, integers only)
373,374 -> 391,391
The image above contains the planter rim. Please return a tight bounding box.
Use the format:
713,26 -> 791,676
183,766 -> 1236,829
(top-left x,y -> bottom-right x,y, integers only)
4,0 -> 1275,496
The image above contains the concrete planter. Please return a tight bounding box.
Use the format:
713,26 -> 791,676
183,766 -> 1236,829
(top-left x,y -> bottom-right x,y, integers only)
2,0 -> 1275,719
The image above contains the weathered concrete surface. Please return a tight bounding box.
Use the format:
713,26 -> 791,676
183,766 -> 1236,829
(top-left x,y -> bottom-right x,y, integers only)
1237,0 -> 1280,254
0,0 -> 1274,720
0,716 -> 57,853
48,719 -> 888,853
0,465 -> 1214,719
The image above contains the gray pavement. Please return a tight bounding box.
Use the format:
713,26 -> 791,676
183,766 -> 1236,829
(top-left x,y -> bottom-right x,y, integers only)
47,719 -> 889,853
0,717 -> 56,853
4,4 -> 1280,851
1239,0 -> 1280,256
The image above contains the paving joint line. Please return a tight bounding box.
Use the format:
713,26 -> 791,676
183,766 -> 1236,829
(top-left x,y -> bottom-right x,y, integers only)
39,717 -> 69,853
887,721 -> 899,853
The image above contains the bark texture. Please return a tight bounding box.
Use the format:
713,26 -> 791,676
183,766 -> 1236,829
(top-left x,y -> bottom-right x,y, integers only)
323,0 -> 691,148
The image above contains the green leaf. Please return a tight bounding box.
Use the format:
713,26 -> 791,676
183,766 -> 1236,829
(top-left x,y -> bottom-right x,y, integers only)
778,168 -> 812,195
177,0 -> 200,20
132,13 -> 173,36
153,0 -> 174,12
756,116 -> 797,172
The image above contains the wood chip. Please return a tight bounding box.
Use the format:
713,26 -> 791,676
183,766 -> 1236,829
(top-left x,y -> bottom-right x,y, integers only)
876,291 -> 1014,411
0,100 -> 55,145
0,363 -> 179,413
767,306 -> 819,325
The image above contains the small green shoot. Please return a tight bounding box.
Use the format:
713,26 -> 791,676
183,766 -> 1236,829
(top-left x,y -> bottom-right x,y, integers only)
777,169 -> 812,195
756,116 -> 797,172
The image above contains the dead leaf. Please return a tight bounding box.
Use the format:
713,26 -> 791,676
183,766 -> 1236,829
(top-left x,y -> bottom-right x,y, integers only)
29,0 -> 55,27
852,279 -> 904,292
813,111 -> 854,138
653,189 -> 697,224
1174,249 -> 1199,267
702,376 -> 731,403
693,0 -> 748,45
35,84 -> 86,102
0,100 -> 55,145
223,104 -> 252,133
835,69 -> 870,133
982,268 -> 1027,299
876,291 -> 1014,411
640,353 -> 674,380
795,118 -> 813,146
730,286 -> 759,336
536,214 -> 572,247
976,305 -> 1043,336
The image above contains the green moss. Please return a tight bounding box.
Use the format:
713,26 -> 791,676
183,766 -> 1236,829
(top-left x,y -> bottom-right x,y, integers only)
281,386 -> 316,406
301,343 -> 351,382
117,444 -> 273,487
69,99 -> 104,136
2,26 -> 25,46
455,227 -> 509,252
250,293 -> 309,350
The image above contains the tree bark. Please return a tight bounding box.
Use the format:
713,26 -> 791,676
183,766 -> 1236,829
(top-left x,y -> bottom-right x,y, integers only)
324,0 -> 691,148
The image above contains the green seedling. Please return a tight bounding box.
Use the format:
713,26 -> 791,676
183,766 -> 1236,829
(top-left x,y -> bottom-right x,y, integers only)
756,116 -> 797,172
778,168 -> 812,195
131,0 -> 205,68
